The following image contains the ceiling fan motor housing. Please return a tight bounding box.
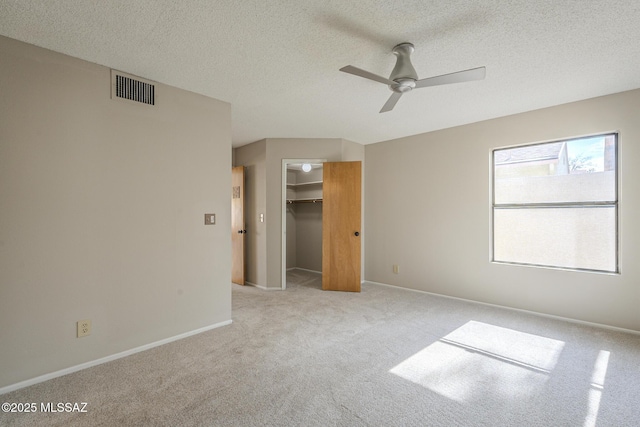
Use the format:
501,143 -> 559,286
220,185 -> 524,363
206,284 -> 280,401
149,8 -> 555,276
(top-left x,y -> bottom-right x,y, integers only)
389,43 -> 418,92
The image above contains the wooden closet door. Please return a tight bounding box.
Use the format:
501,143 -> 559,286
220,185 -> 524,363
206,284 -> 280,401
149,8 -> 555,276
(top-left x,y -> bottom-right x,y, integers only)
322,161 -> 361,292
231,166 -> 245,285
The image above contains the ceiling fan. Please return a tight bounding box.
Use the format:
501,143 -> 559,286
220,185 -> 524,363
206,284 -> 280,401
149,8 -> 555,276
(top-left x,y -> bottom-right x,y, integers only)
340,42 -> 486,113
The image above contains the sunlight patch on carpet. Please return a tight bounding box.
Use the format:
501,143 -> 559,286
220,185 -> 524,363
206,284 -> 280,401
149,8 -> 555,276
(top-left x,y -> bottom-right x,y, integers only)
583,349 -> 610,427
389,321 -> 565,402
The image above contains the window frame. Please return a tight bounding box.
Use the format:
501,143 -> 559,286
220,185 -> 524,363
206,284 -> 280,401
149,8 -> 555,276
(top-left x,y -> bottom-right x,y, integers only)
491,132 -> 619,274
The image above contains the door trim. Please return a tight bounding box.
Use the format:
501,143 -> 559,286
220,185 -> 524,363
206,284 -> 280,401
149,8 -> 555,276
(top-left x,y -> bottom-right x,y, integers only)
281,158 -> 326,290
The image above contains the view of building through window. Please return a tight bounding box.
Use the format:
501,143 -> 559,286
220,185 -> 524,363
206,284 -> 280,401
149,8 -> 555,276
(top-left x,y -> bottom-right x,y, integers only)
567,136 -> 615,173
492,134 -> 617,273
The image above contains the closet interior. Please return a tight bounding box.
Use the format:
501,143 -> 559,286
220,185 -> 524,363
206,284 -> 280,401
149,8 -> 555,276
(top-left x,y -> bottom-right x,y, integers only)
286,163 -> 323,274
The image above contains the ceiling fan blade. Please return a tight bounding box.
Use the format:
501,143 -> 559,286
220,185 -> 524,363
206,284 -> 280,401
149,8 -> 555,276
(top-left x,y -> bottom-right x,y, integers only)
340,65 -> 395,86
380,92 -> 402,113
415,66 -> 486,89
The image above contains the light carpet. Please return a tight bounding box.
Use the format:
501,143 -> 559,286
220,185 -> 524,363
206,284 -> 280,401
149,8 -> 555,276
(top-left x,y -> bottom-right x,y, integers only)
2,269 -> 640,426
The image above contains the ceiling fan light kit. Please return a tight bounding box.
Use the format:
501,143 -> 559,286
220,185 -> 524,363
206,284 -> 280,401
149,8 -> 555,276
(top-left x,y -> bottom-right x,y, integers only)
340,42 -> 486,113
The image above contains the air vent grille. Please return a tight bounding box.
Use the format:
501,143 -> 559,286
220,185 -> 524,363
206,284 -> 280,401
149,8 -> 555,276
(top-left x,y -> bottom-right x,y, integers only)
111,70 -> 155,106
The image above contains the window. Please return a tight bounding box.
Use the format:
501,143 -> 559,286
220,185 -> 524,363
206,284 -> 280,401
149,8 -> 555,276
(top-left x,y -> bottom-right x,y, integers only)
492,134 -> 618,273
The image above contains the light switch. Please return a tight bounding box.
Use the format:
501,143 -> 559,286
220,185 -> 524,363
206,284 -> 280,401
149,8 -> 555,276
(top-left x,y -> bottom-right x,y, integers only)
205,213 -> 216,225
260,213 -> 264,223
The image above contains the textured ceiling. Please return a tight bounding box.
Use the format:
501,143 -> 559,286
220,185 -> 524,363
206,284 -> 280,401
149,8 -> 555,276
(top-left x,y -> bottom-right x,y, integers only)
1,1 -> 640,147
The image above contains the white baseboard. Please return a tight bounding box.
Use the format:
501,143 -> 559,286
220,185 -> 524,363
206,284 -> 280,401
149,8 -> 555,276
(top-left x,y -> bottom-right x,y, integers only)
0,319 -> 232,395
289,268 -> 363,285
364,280 -> 640,336
245,281 -> 281,291
289,267 -> 322,275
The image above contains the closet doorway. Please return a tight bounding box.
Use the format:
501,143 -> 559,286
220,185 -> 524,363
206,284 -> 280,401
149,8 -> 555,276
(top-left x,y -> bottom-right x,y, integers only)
281,159 -> 362,292
281,159 -> 325,290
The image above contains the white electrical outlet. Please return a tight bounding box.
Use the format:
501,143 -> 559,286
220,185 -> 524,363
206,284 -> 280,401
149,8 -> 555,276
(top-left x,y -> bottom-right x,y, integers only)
393,265 -> 399,274
77,319 -> 91,338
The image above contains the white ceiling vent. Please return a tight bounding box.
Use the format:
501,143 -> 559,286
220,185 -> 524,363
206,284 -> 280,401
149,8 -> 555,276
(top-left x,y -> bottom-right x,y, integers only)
111,70 -> 155,106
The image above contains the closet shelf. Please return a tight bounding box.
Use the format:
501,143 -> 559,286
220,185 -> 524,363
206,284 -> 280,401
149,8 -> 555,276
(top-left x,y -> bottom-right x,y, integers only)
287,198 -> 323,204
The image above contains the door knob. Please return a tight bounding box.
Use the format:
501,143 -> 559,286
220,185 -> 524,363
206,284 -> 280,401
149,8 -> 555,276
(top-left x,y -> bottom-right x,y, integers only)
238,229 -> 247,234
354,231 -> 360,236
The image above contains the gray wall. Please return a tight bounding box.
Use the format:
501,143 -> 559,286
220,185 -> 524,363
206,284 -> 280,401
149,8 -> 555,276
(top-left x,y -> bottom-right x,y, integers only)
294,203 -> 323,271
0,36 -> 232,388
365,89 -> 640,332
286,170 -> 298,270
290,168 -> 323,272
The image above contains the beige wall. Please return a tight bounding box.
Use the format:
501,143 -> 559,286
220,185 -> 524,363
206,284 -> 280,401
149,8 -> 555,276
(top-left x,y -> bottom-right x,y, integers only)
341,139 -> 366,163
0,36 -> 232,388
365,89 -> 640,332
